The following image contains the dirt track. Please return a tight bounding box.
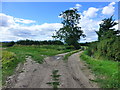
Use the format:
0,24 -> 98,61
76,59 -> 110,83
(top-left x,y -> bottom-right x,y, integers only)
6,52 -> 98,88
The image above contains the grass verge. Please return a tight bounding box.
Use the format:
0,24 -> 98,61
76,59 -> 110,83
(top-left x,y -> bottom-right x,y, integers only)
63,49 -> 81,61
80,51 -> 120,88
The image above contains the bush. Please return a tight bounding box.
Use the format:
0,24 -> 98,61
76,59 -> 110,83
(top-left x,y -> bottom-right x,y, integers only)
86,41 -> 98,57
87,36 -> 120,61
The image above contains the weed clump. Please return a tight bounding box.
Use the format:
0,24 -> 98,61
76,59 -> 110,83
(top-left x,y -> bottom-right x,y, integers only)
47,69 -> 61,89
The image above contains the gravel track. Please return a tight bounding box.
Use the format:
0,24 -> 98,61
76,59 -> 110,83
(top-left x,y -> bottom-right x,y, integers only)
5,52 -> 98,88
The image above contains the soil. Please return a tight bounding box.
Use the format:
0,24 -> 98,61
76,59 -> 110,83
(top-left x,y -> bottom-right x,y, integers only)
5,52 -> 98,88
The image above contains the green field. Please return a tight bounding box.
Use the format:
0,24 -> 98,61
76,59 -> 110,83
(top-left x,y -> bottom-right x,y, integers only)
80,51 -> 120,88
2,45 -> 72,85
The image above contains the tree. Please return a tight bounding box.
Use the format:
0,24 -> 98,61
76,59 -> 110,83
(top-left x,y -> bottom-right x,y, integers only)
53,8 -> 85,49
90,16 -> 120,61
96,16 -> 119,41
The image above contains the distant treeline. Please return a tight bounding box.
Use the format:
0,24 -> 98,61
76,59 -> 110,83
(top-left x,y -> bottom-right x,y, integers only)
2,40 -> 64,47
2,39 -> 90,47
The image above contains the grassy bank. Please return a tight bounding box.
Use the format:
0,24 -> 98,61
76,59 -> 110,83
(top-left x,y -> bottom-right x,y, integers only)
2,45 -> 72,85
80,51 -> 119,88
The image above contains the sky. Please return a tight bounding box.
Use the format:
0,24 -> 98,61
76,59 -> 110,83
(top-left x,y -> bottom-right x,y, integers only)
0,2 -> 119,42
2,0 -> 119,2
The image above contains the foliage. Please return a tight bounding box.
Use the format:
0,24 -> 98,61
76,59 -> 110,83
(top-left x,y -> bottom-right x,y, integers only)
87,37 -> 120,61
2,51 -> 19,85
46,69 -> 61,89
80,51 -> 120,88
96,16 -> 119,41
96,37 -> 120,61
87,16 -> 120,61
53,8 -> 85,49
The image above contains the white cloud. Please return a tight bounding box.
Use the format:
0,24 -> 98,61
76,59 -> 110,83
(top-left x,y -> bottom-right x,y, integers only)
83,7 -> 99,18
0,13 -> 100,42
109,2 -> 115,6
78,15 -> 101,42
102,2 -> 115,15
1,11 -> 117,42
75,4 -> 82,9
80,6 -> 100,42
0,13 -> 35,28
14,18 -> 36,24
113,20 -> 119,30
0,13 -> 63,41
69,3 -> 82,10
0,13 -> 16,27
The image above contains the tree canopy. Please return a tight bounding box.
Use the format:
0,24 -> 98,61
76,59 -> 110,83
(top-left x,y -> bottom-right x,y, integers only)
53,8 -> 85,49
96,16 -> 119,41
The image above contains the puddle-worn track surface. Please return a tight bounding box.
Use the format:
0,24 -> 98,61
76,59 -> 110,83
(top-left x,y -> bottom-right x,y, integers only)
6,52 -> 98,88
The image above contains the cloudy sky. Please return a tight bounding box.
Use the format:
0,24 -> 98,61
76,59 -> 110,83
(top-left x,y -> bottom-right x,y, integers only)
0,2 -> 119,42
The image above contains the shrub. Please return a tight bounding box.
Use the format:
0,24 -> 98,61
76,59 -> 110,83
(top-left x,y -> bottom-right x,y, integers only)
87,36 -> 120,61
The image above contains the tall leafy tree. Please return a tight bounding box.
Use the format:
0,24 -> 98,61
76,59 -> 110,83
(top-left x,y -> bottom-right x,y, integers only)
96,16 -> 119,41
91,16 -> 120,61
53,8 -> 85,49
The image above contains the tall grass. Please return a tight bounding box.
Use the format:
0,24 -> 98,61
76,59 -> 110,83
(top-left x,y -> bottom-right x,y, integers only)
2,51 -> 19,85
80,51 -> 120,88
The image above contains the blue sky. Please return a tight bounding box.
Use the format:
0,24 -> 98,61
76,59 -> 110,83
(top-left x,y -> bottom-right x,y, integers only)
0,2 -> 119,42
2,2 -> 118,24
2,0 -> 119,2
